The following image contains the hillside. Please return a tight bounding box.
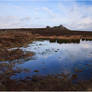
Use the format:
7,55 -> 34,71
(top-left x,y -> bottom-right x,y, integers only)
0,25 -> 92,37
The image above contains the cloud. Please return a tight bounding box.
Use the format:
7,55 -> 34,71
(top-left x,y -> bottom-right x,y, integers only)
0,0 -> 92,31
31,1 -> 92,31
57,1 -> 92,31
0,16 -> 31,28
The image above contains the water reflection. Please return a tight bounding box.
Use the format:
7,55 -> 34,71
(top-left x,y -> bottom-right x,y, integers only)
38,38 -> 80,44
0,39 -> 92,82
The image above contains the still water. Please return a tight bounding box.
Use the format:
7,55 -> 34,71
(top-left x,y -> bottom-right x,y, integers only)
1,40 -> 92,81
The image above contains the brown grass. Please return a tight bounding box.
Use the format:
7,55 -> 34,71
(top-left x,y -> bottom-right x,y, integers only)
0,74 -> 92,91
0,48 -> 34,61
36,35 -> 81,40
0,31 -> 35,61
0,31 -> 35,48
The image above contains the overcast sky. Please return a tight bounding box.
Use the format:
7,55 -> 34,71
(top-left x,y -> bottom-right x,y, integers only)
0,0 -> 92,31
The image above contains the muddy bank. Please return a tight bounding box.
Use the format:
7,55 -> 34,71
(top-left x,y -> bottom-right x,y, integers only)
0,74 -> 92,91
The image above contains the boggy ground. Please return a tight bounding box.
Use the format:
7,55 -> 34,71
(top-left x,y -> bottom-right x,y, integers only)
0,28 -> 92,48
0,74 -> 92,91
0,30 -> 86,61
0,29 -> 92,91
0,31 -> 35,61
0,48 -> 34,61
0,31 -> 35,48
0,30 -> 85,61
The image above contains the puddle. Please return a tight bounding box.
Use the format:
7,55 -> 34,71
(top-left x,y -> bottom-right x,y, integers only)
0,39 -> 92,82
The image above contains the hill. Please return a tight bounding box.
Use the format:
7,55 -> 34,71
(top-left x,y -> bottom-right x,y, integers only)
0,25 -> 92,37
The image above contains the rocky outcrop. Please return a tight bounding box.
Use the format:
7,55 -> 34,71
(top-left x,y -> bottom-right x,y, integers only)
52,25 -> 70,31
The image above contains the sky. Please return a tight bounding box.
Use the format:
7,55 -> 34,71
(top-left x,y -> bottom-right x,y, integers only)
0,0 -> 92,31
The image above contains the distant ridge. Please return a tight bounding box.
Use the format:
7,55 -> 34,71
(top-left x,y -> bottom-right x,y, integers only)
0,25 -> 92,37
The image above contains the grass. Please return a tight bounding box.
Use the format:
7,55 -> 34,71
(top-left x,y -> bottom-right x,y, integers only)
0,48 -> 34,61
0,31 -> 36,48
0,31 -> 35,61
